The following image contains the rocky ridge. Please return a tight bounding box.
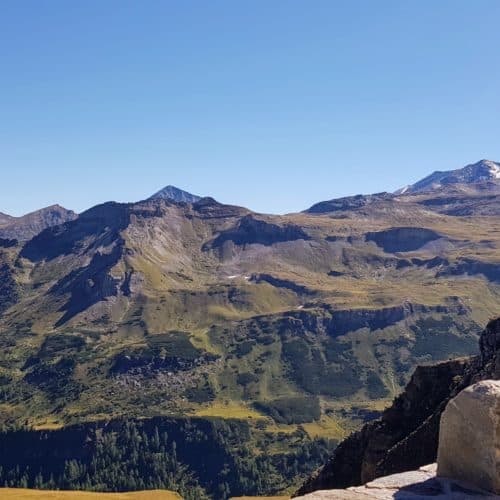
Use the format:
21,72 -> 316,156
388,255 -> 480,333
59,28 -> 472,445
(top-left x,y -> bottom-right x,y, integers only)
0,204 -> 77,241
397,159 -> 500,194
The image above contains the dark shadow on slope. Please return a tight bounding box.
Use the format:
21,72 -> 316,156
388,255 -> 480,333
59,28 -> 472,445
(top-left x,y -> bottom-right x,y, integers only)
50,242 -> 124,326
21,202 -> 132,262
436,257 -> 500,283
366,227 -> 441,253
250,273 -> 316,295
203,214 -> 311,249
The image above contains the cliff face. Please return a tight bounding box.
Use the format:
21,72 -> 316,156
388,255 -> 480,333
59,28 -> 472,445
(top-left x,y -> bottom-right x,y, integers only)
295,318 -> 500,496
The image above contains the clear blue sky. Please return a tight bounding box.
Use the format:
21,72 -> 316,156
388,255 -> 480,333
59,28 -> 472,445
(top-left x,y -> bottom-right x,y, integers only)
1,1 -> 500,216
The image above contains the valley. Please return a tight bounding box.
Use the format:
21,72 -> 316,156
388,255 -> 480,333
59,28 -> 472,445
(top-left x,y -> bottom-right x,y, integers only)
1,160 -> 500,497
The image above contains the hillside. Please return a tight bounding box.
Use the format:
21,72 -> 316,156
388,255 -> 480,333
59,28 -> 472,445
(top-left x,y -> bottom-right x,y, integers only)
0,186 -> 495,428
1,160 -> 500,497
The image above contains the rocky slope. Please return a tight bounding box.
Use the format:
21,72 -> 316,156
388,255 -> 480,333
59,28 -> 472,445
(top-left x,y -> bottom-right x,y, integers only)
149,185 -> 202,203
0,204 -> 77,241
397,159 -> 500,194
295,317 -> 500,496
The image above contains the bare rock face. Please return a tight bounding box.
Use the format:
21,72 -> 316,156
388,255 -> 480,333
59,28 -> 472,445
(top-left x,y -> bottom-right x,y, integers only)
437,379 -> 500,494
296,464 -> 498,499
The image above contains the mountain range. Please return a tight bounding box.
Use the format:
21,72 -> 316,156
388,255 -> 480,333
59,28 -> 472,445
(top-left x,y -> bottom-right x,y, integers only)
1,159 -> 500,497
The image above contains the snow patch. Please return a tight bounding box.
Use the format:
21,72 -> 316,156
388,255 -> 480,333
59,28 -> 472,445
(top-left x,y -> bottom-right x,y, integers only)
487,161 -> 500,179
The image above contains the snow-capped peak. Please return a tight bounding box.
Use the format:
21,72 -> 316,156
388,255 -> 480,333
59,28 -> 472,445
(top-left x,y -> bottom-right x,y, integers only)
485,160 -> 500,179
396,159 -> 500,194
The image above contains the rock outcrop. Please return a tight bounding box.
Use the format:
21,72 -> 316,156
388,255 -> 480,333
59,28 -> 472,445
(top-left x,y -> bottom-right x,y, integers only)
437,380 -> 500,494
295,464 -> 498,499
295,318 -> 500,496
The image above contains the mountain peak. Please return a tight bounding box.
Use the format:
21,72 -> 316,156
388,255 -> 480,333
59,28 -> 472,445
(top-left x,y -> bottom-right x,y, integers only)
478,159 -> 500,178
149,185 -> 202,204
396,159 -> 500,194
0,204 -> 77,241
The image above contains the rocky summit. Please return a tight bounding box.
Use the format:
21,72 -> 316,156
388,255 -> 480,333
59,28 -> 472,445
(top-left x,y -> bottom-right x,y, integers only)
149,185 -> 202,203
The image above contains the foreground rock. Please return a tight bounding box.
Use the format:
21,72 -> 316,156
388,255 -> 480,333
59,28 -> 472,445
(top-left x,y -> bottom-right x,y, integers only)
437,380 -> 500,494
295,464 -> 499,499
295,318 -> 500,496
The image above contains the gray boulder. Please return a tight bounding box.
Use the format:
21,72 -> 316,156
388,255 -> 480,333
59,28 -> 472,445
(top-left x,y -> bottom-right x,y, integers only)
437,379 -> 500,494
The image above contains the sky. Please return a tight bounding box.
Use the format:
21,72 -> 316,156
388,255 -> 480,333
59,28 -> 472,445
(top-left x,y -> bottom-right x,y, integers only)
1,1 -> 500,216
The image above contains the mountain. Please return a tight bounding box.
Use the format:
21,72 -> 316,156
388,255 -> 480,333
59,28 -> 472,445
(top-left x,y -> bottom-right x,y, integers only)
396,159 -> 500,194
0,204 -> 77,241
1,161 -> 500,497
305,192 -> 393,214
305,160 -> 500,217
0,188 -> 491,425
149,185 -> 202,203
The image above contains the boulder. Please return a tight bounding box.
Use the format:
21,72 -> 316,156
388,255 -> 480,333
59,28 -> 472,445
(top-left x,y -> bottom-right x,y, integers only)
437,379 -> 500,494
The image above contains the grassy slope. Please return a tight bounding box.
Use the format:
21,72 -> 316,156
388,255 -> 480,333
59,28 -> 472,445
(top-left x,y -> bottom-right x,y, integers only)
0,198 -> 498,439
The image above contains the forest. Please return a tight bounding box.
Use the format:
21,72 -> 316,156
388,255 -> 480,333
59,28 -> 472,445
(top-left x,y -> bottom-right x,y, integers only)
0,416 -> 336,499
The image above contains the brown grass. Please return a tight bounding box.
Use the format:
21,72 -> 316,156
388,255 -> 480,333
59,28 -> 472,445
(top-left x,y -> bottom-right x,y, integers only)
0,489 -> 181,500
230,497 -> 290,500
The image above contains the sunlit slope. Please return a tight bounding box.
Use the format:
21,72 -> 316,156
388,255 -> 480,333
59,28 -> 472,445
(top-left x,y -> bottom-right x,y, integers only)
1,193 -> 500,431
